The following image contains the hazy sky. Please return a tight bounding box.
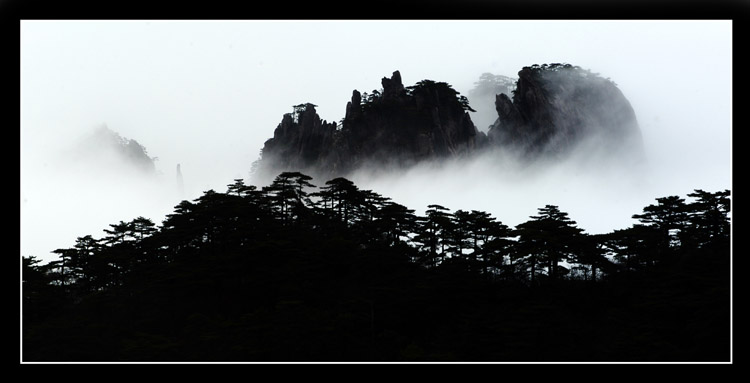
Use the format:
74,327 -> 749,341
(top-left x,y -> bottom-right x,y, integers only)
20,20 -> 732,263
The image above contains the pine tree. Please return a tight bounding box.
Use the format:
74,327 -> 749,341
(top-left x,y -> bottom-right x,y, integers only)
684,189 -> 731,248
312,177 -> 360,225
414,204 -> 452,268
263,172 -> 316,224
375,202 -> 417,246
632,195 -> 689,262
514,205 -> 583,283
445,209 -> 472,262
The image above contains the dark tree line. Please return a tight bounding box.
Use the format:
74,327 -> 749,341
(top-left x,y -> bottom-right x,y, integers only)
22,172 -> 731,361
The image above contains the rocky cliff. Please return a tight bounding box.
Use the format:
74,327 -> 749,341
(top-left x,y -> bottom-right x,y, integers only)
468,73 -> 516,131
487,63 -> 643,162
256,71 -> 484,181
258,103 -> 339,178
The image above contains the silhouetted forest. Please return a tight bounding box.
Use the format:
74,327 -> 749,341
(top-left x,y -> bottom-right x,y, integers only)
22,172 -> 731,362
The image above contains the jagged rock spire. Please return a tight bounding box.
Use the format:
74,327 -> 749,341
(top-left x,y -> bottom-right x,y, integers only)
176,163 -> 184,197
381,70 -> 405,99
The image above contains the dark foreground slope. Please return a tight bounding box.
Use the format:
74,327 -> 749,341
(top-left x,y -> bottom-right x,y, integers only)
23,244 -> 730,362
23,177 -> 729,362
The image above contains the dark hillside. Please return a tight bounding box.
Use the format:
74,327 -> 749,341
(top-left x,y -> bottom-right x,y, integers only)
22,175 -> 730,362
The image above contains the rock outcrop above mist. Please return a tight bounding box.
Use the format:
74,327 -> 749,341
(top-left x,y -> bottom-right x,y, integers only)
257,71 -> 483,180
255,65 -> 644,181
487,63 -> 643,160
468,73 -> 517,131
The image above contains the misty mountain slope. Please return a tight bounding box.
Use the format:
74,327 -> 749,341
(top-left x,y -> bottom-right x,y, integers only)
488,63 -> 644,164
255,71 -> 483,182
62,125 -> 158,177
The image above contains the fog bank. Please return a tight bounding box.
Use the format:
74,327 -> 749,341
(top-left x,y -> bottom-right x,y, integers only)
21,20 -> 731,263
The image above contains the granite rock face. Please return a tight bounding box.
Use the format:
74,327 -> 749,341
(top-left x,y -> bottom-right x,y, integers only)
487,64 -> 643,162
256,71 -> 483,181
259,103 -> 339,177
468,73 -> 516,131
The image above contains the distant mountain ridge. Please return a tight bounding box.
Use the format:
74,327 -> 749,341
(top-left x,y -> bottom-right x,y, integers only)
64,125 -> 158,177
255,64 -> 644,182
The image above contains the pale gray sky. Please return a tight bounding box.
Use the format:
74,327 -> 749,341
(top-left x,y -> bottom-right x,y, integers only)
20,20 -> 732,263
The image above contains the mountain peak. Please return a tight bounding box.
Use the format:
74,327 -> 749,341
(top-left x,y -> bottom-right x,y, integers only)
254,65 -> 644,183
